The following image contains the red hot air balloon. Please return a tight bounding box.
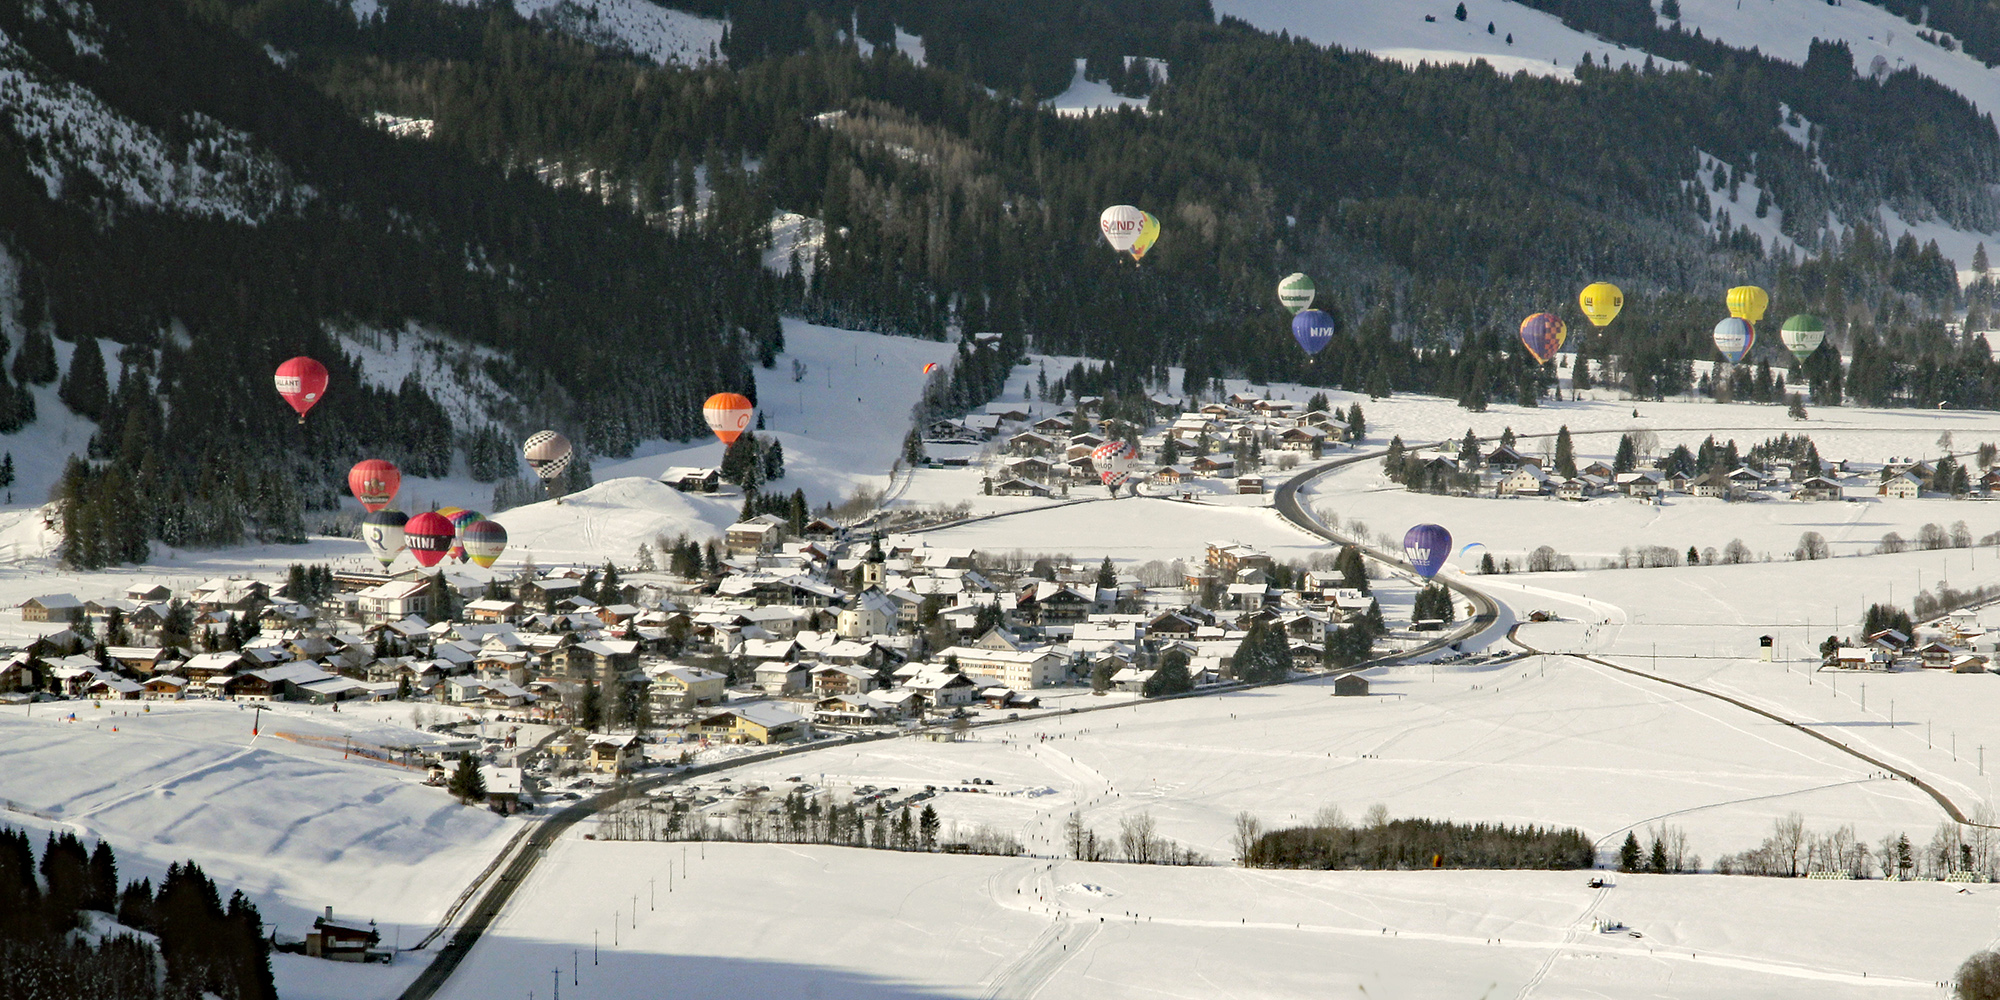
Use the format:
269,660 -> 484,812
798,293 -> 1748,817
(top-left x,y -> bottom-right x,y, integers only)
405,511 -> 455,568
703,393 -> 755,445
274,357 -> 329,423
348,460 -> 401,512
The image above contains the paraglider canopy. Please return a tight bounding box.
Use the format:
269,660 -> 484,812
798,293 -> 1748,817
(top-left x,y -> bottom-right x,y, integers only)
361,509 -> 408,569
1713,317 -> 1755,364
1726,286 -> 1769,323
1292,309 -> 1338,356
348,459 -> 400,513
1518,313 -> 1566,364
1779,314 -> 1825,362
1579,283 -> 1623,327
461,520 -> 508,569
922,362 -> 939,375
1404,524 -> 1452,581
702,393 -> 755,445
274,357 -> 328,423
405,512 -> 455,569
1278,273 -> 1316,315
1099,205 -> 1145,255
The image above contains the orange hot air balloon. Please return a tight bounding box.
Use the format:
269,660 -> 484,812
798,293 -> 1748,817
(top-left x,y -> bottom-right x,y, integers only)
348,459 -> 401,512
703,392 -> 754,445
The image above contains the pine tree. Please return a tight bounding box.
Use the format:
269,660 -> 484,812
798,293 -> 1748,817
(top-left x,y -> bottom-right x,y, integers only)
1619,831 -> 1643,871
59,336 -> 109,421
598,560 -> 622,604
1613,433 -> 1638,474
448,754 -> 487,804
1095,556 -> 1116,590
762,439 -> 785,481
12,326 -> 56,385
1553,425 -> 1577,479
1454,2 -> 1466,20
1648,836 -> 1669,873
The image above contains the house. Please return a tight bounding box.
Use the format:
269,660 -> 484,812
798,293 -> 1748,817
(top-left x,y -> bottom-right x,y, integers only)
465,599 -> 523,623
992,477 -> 1051,498
126,584 -> 172,603
1555,478 -> 1593,501
1008,431 -> 1056,455
904,669 -> 980,708
1916,641 -> 1962,669
20,594 -> 85,624
661,467 -> 721,493
691,703 -> 810,744
1189,456 -> 1236,477
178,650 -> 249,684
1953,654 -> 1992,674
1796,476 -> 1845,501
1004,457 -> 1055,480
725,516 -> 786,557
304,907 -> 380,962
104,646 -> 172,675
1277,426 -> 1326,453
564,639 -> 640,682
141,675 -> 188,701
86,677 -> 143,700
812,694 -> 886,727
647,665 -> 727,714
356,579 -> 433,625
1235,475 -> 1265,495
1614,472 -> 1660,498
1691,470 -> 1731,499
1333,674 -> 1370,697
587,734 -> 645,774
811,664 -> 878,697
1498,467 -> 1549,497
1110,666 -> 1155,693
753,661 -> 810,696
1879,472 -> 1923,499
934,646 -> 1067,689
1484,444 -> 1533,470
521,577 -> 584,607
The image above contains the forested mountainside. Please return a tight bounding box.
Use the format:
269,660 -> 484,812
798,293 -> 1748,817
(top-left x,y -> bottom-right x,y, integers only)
5,0 -> 2000,555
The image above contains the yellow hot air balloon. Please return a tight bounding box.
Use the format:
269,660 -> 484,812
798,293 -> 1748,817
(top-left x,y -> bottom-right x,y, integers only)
1579,282 -> 1623,328
1726,285 -> 1769,323
1131,211 -> 1162,261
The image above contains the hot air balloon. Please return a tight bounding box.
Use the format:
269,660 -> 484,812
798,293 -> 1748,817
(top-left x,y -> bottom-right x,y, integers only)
1713,317 -> 1755,364
1292,309 -> 1338,356
1518,313 -> 1566,364
1579,283 -> 1623,327
1277,273 -> 1316,315
348,459 -> 400,512
1403,523 -> 1452,581
1726,286 -> 1769,323
1130,212 -> 1161,261
444,509 -> 485,563
361,509 -> 408,569
922,362 -> 939,375
460,520 -> 509,569
1099,205 -> 1145,256
1779,314 -> 1825,362
405,511 -> 455,569
702,393 -> 754,446
274,357 -> 328,423
1091,441 -> 1136,494
523,431 -> 573,503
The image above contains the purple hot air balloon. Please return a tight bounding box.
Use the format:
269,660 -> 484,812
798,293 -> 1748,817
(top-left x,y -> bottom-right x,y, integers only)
1292,309 -> 1338,356
1403,523 -> 1452,581
1518,313 -> 1566,364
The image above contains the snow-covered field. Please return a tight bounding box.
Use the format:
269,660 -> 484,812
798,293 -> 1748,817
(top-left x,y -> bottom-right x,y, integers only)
434,837 -> 1992,999
0,698 -> 517,1000
1216,0 -> 1678,81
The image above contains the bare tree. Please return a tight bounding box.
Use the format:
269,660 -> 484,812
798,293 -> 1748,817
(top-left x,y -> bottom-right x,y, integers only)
1723,538 -> 1752,564
1232,811 -> 1262,864
1772,812 -> 1807,876
1879,532 -> 1908,554
1312,804 -> 1349,829
1794,531 -> 1829,561
1920,523 -> 1949,551
1362,803 -> 1391,828
1119,811 -> 1161,864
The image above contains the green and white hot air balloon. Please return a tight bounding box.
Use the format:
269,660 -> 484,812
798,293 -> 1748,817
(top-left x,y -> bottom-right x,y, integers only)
1277,273 -> 1316,315
1779,314 -> 1826,362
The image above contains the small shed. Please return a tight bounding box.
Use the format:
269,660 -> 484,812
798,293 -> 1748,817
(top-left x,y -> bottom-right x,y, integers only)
1333,674 -> 1369,697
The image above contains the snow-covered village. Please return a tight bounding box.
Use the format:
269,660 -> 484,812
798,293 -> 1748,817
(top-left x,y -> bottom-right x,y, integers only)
18,0 -> 2000,998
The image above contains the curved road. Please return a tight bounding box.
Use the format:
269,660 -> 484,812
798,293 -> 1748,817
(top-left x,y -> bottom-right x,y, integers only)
1274,443 -> 1995,831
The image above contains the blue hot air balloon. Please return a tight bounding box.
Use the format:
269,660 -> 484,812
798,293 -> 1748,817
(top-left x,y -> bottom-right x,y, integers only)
1292,309 -> 1338,356
1403,523 -> 1452,580
1712,316 -> 1755,364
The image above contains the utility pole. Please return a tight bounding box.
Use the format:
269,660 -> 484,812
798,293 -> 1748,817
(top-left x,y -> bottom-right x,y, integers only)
651,878 -> 656,911
1860,681 -> 1865,712
552,968 -> 559,1000
632,896 -> 637,928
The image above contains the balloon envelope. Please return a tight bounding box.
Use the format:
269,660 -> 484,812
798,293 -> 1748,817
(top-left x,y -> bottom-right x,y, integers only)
1726,286 -> 1769,323
1579,283 -> 1623,327
1779,314 -> 1825,361
1404,524 -> 1452,581
361,509 -> 408,569
348,459 -> 400,512
1292,309 -> 1338,356
1518,313 -> 1566,364
274,357 -> 328,419
1130,211 -> 1161,261
405,512 -> 455,569
1091,440 -> 1136,487
460,520 -> 508,569
444,509 -> 484,562
702,393 -> 754,446
523,430 -> 573,482
1099,205 -> 1145,254
1278,273 -> 1316,314
1713,317 -> 1755,364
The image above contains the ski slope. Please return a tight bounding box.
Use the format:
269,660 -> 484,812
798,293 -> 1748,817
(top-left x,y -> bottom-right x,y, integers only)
1216,0 -> 1677,80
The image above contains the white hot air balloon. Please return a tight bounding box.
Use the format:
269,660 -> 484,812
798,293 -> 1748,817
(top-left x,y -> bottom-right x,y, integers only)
1099,205 -> 1145,256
